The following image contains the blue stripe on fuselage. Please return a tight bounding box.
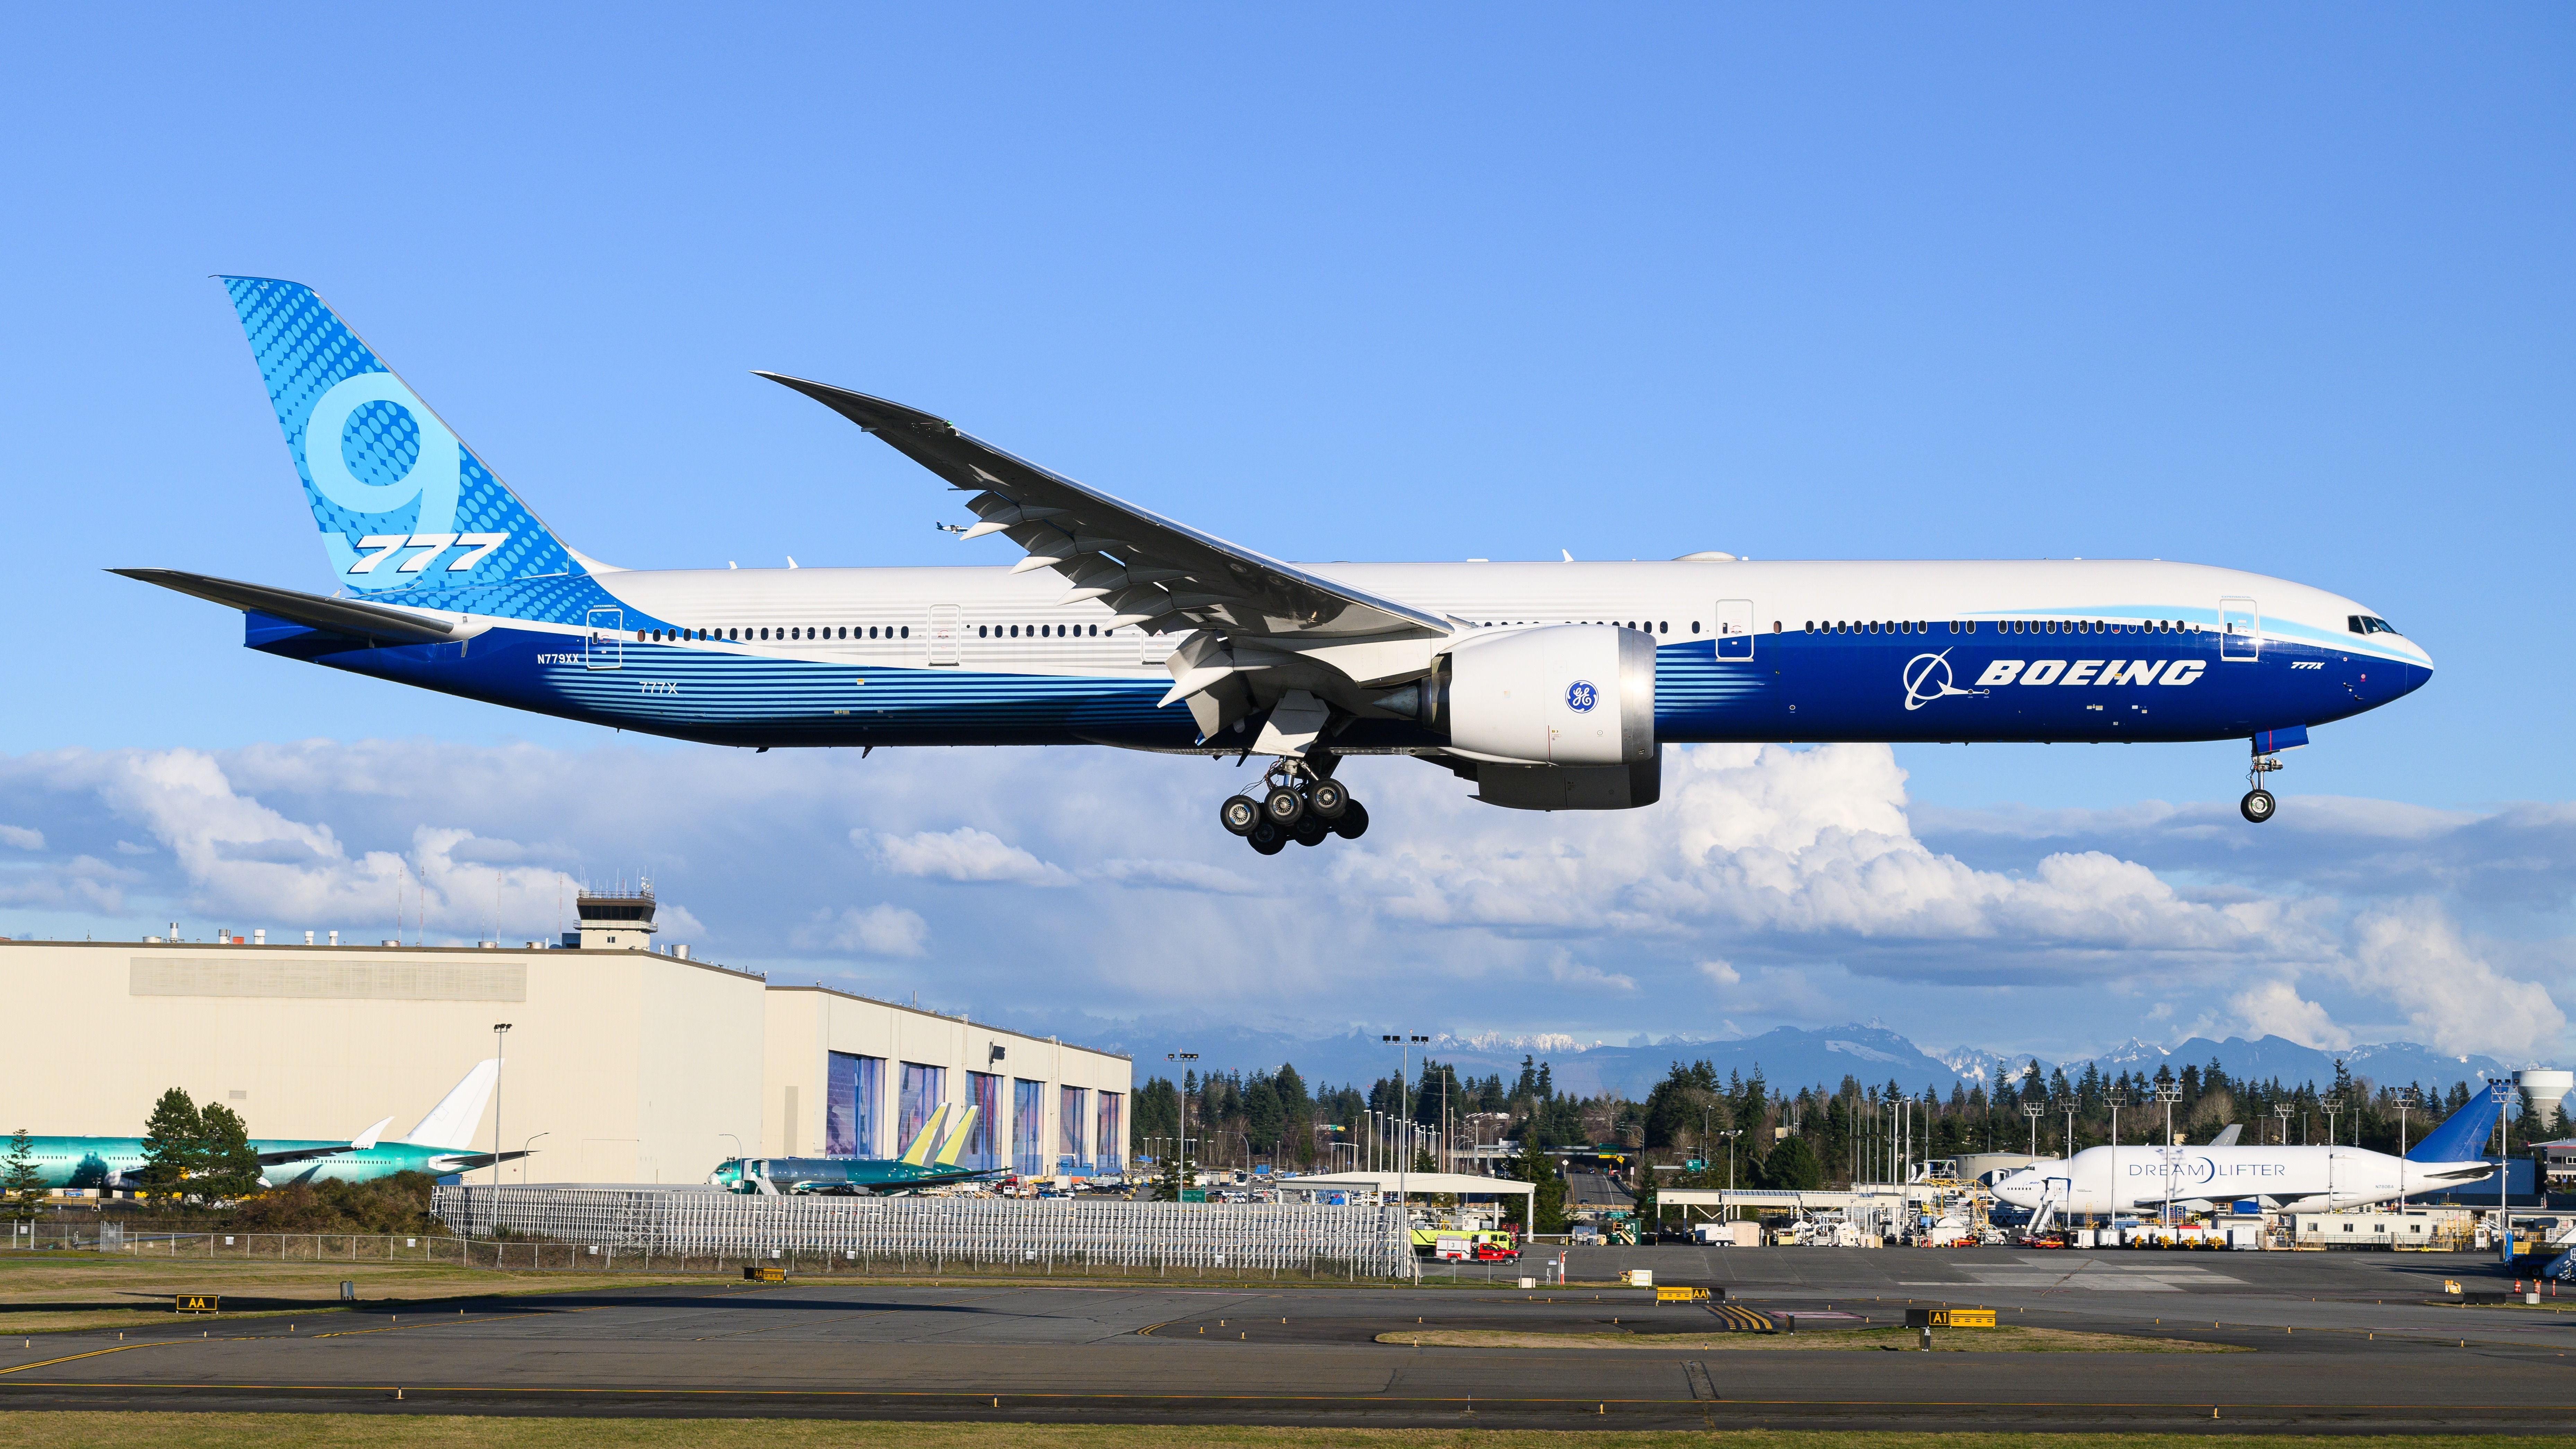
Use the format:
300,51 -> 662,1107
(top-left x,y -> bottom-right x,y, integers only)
249,620 -> 2427,750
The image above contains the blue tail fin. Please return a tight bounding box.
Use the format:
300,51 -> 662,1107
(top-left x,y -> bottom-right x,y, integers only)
220,277 -> 599,623
2408,1089 -> 2503,1162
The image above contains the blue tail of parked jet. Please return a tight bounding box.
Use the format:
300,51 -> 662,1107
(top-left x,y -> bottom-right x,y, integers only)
220,277 -> 600,624
2408,1089 -> 2504,1162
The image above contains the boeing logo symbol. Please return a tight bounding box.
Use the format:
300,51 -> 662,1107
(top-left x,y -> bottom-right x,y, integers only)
1901,650 -> 1979,711
1564,680 -> 1599,713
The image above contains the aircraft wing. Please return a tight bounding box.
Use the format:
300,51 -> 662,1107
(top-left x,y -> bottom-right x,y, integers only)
759,375 -> 1455,746
113,569 -> 458,644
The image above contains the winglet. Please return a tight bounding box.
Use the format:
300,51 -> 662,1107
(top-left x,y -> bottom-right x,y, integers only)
351,1116 -> 394,1151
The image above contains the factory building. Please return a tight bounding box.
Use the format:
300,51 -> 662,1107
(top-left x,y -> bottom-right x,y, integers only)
0,891 -> 1129,1185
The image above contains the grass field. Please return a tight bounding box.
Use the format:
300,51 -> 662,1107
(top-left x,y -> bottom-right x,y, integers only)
1374,1325 -> 2248,1353
0,1254 -> 703,1333
0,1419 -> 2537,1448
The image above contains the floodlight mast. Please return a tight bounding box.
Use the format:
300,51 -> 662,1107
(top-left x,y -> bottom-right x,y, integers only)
2155,1083 -> 2183,1228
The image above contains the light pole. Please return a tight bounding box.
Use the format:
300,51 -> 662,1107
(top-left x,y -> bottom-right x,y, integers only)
2321,1097 -> 2342,1209
1166,1053 -> 1198,1198
2023,1103 -> 2043,1159
2107,1088 -> 2125,1149
2273,1101 -> 2293,1147
520,1132 -> 548,1186
1719,1130 -> 1744,1224
2062,1097 -> 2077,1161
2395,1088 -> 2418,1209
1382,1033 -> 1429,1265
491,1023 -> 513,1189
2493,1080 -> 2516,1263
2155,1082 -> 2182,1228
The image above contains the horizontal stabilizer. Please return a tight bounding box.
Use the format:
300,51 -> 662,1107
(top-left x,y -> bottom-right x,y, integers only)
112,569 -> 456,644
2409,1088 -> 2504,1163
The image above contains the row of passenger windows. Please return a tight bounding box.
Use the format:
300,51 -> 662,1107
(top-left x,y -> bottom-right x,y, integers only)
1470,620 -> 1693,633
980,624 -> 1100,638
1804,618 -> 2199,636
638,626 -> 913,643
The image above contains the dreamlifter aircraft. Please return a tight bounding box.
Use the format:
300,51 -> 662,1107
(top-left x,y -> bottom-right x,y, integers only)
122,279 -> 2435,853
1990,1090 -> 2502,1224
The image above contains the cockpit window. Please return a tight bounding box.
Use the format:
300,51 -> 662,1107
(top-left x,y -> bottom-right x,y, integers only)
2347,615 -> 2402,637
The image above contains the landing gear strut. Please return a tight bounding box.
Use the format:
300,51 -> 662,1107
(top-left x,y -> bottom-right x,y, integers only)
2241,750 -> 2284,824
1217,759 -> 1369,854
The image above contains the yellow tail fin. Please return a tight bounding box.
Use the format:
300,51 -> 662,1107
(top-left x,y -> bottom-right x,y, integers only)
934,1107 -> 979,1167
898,1106 -> 949,1166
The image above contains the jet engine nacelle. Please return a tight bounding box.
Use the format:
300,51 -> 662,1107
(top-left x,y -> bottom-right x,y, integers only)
1441,623 -> 1656,766
1423,624 -> 1659,811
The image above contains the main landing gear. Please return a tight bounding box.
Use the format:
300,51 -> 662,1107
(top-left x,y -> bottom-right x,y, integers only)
1219,761 -> 1369,855
2241,751 -> 2284,824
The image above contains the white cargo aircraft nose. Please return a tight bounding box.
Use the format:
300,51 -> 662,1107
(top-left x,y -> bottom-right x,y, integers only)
1990,1167 -> 2041,1209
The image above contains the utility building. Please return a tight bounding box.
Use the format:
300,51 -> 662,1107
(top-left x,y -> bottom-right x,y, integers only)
0,890 -> 1129,1186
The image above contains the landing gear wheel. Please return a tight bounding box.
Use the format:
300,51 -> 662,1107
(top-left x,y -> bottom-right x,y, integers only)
1331,799 -> 1370,840
1219,794 -> 1261,837
1291,815 -> 1332,847
1247,819 -> 1287,854
1264,785 -> 1306,827
1307,778 -> 1349,821
2240,788 -> 2276,824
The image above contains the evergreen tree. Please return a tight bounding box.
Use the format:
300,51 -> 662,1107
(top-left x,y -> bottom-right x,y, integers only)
138,1088 -> 204,1197
3,1129 -> 43,1220
1507,1137 -> 1567,1233
1761,1133 -> 1824,1191
194,1103 -> 263,1202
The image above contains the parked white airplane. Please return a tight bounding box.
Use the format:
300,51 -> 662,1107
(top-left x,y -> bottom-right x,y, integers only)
1990,1092 -> 2500,1218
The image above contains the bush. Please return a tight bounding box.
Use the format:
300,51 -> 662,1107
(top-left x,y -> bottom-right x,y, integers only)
222,1173 -> 442,1234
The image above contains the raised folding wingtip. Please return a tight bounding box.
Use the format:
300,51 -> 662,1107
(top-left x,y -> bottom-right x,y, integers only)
351,1116 -> 394,1151
753,372 -> 954,434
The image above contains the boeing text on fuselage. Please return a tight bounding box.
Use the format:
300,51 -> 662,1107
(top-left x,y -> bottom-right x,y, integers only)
118,278 -> 2438,852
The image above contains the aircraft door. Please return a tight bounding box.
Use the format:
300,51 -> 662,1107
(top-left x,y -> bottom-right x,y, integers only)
583,607 -> 622,670
927,605 -> 962,665
2220,597 -> 2259,661
1713,599 -> 1755,660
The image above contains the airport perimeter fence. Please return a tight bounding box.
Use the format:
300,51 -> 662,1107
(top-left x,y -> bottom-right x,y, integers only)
431,1186 -> 1412,1279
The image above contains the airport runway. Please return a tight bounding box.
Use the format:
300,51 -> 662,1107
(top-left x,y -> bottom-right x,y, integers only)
7,1249 -> 2576,1429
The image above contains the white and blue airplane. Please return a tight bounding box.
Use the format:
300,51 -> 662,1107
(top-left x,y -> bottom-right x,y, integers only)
123,278 -> 2434,852
1990,1091 -> 2501,1221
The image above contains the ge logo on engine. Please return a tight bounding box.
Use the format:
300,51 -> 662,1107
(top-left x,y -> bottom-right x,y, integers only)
1564,680 -> 1599,713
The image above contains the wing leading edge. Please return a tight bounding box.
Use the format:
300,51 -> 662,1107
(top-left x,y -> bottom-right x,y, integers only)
756,374 -> 1453,749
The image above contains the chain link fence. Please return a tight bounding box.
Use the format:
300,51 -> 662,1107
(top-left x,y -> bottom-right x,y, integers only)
431,1186 -> 1408,1279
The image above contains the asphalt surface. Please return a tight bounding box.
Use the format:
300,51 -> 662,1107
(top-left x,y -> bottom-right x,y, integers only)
7,1248 -> 2576,1429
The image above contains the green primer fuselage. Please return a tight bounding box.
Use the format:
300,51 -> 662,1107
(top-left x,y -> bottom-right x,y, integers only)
18,1137 -> 484,1190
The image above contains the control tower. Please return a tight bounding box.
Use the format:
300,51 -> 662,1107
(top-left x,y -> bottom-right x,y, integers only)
570,883 -> 659,951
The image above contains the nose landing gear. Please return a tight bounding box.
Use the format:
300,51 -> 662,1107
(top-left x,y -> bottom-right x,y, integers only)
2241,750 -> 2285,824
1217,761 -> 1369,854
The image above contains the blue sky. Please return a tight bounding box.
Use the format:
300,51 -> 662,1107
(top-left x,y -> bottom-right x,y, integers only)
1,8 -> 2568,1066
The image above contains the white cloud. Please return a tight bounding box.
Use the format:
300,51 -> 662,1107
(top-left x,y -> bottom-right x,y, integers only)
794,904 -> 930,958
863,827 -> 1074,886
2339,900 -> 2566,1060
0,825 -> 41,850
1089,858 -> 1264,894
2228,979 -> 2352,1051
0,738 -> 2565,1064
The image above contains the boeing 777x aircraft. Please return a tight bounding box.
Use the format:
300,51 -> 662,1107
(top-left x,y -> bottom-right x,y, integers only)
124,279 -> 2435,853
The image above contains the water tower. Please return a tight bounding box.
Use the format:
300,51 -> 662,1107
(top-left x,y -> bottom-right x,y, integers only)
2515,1068 -> 2574,1135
